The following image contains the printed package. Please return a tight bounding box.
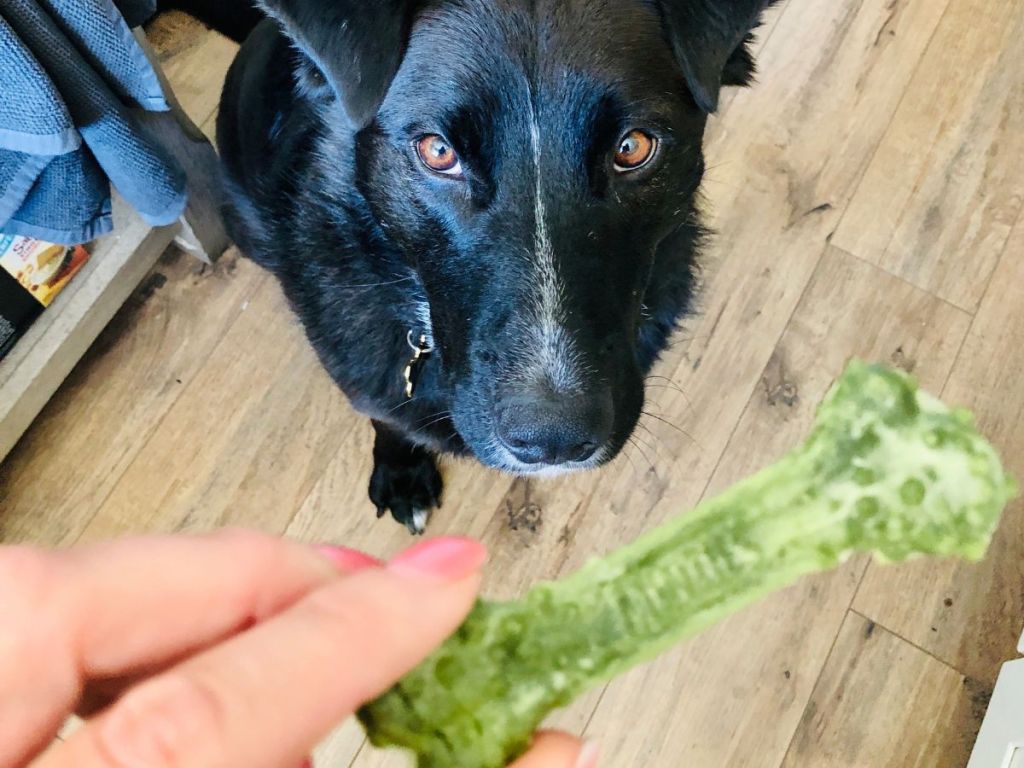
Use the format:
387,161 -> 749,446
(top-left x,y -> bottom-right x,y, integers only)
0,234 -> 90,360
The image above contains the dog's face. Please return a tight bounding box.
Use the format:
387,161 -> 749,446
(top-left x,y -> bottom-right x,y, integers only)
360,1 -> 709,474
259,0 -> 767,474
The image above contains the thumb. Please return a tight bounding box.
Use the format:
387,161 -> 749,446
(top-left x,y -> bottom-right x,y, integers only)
511,732 -> 600,768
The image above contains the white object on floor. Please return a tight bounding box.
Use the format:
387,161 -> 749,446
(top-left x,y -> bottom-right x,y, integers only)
966,625 -> 1024,768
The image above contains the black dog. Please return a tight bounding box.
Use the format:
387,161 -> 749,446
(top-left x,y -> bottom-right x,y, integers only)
176,0 -> 772,533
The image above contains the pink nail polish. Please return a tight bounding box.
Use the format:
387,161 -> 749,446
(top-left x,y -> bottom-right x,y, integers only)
575,741 -> 600,768
388,537 -> 487,582
315,545 -> 380,572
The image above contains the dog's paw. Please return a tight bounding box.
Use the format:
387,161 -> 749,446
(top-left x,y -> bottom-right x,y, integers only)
368,454 -> 443,536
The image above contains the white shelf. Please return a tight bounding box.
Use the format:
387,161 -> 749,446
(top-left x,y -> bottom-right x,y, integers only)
0,26 -> 228,463
0,198 -> 178,461
967,624 -> 1024,768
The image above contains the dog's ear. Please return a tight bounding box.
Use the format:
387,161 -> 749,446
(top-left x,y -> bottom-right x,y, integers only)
255,0 -> 416,126
656,0 -> 771,113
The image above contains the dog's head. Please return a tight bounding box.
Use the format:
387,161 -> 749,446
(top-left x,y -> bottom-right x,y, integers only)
260,0 -> 769,474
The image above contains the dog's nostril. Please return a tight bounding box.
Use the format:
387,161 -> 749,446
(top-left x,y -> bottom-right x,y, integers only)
572,441 -> 599,462
495,390 -> 613,468
504,437 -> 545,464
497,427 -> 603,466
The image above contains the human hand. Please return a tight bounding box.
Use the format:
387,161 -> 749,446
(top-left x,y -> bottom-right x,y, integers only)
0,530 -> 597,768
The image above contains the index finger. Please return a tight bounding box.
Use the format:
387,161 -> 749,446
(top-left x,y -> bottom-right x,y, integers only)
42,538 -> 485,768
0,530 -> 369,768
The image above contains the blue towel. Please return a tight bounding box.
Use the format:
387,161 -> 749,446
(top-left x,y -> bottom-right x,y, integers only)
0,0 -> 186,244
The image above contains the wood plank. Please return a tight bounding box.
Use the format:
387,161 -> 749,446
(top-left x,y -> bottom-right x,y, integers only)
581,246 -> 970,767
832,0 -> 1024,312
72,279 -> 356,544
144,11 -> 239,128
781,612 -> 987,768
0,201 -> 177,464
854,215 -> 1024,684
713,0 -> 790,119
0,249 -> 264,545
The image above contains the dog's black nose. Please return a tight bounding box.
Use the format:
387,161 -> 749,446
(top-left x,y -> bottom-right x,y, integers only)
495,389 -> 612,466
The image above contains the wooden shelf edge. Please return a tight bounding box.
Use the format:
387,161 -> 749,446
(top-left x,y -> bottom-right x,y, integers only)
0,199 -> 178,462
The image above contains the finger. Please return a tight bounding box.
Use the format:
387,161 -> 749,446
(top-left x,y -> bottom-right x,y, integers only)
510,732 -> 599,768
0,531 -> 373,768
74,544 -> 380,717
66,531 -> 379,675
43,538 -> 486,768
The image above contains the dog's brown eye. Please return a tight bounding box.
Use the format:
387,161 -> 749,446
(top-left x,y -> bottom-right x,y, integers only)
614,130 -> 658,172
416,134 -> 462,176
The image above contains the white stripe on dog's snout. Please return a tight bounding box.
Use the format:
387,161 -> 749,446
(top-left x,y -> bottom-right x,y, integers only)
528,97 -> 580,391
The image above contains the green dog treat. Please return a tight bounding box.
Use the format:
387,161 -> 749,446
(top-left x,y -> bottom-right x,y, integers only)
359,361 -> 1015,768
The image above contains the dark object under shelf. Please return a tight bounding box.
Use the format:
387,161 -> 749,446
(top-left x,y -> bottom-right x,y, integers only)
0,268 -> 42,361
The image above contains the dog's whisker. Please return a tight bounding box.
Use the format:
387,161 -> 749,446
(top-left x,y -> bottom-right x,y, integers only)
644,376 -> 697,418
644,387 -> 698,422
383,398 -> 416,417
417,411 -> 454,430
338,275 -> 416,290
629,427 -> 665,464
645,383 -> 688,396
414,408 -> 449,424
618,441 -> 642,480
697,177 -> 743,192
641,410 -> 700,448
634,421 -> 669,458
626,436 -> 656,474
645,375 -> 688,396
419,415 -> 452,430
702,159 -> 732,173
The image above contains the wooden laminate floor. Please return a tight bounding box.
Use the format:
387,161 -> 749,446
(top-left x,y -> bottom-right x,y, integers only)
3,2 -> 1023,765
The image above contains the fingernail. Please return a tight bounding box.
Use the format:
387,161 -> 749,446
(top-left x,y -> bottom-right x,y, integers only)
388,537 -> 486,582
575,740 -> 600,768
299,758 -> 314,768
315,545 -> 380,572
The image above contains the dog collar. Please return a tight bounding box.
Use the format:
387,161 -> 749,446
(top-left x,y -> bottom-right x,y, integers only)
403,331 -> 433,399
